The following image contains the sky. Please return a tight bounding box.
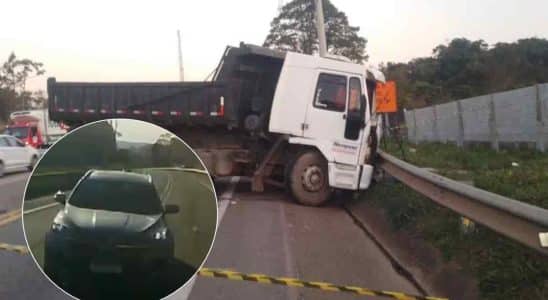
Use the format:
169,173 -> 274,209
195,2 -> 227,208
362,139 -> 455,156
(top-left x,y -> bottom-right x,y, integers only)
1,0 -> 547,92
108,119 -> 172,144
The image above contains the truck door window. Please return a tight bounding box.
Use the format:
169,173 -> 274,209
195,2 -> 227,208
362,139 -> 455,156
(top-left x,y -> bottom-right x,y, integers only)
314,74 -> 347,112
344,77 -> 363,141
348,78 -> 362,113
0,138 -> 8,147
366,79 -> 376,115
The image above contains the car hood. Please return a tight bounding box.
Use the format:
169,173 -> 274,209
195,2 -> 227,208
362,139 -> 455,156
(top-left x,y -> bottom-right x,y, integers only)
64,204 -> 161,233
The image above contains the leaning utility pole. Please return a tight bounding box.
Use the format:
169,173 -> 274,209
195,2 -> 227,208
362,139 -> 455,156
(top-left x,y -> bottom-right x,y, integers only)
177,30 -> 184,81
314,0 -> 327,58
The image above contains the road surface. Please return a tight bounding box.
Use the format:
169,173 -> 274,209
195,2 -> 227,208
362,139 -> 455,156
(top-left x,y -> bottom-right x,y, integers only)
0,173 -> 421,299
0,172 -> 67,299
188,185 -> 419,300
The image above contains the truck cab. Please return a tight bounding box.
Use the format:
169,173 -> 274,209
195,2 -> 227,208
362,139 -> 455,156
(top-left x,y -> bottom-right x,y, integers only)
268,52 -> 383,204
5,119 -> 43,148
6,110 -> 67,149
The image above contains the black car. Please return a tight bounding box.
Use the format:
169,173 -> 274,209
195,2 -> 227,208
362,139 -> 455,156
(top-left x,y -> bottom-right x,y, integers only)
44,169 -> 179,293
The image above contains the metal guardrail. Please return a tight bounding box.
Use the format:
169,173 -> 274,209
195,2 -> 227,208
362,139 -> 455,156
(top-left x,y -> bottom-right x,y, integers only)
377,150 -> 548,256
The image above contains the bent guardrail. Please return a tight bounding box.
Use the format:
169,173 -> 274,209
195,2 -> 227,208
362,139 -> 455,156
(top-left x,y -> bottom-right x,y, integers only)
377,150 -> 548,256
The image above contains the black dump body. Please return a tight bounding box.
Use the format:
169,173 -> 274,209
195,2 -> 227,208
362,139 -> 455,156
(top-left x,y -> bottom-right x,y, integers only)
48,43 -> 285,132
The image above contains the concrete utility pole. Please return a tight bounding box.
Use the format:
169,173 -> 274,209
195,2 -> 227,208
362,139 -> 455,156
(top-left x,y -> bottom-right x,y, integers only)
314,0 -> 328,58
177,30 -> 184,81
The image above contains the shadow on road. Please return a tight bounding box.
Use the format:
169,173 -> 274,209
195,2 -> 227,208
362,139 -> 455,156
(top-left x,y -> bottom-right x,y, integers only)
60,258 -> 196,300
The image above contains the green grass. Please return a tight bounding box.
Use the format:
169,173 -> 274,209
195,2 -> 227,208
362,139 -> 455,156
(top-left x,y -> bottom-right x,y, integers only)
367,139 -> 548,299
382,139 -> 548,208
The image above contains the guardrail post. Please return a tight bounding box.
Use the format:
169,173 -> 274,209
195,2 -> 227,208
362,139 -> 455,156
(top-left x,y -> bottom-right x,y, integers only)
432,105 -> 439,142
456,100 -> 464,148
488,95 -> 499,151
536,84 -> 546,152
412,109 -> 418,144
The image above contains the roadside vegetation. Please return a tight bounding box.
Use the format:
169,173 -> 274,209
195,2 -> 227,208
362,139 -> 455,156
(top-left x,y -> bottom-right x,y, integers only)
382,139 -> 548,208
367,140 -> 548,299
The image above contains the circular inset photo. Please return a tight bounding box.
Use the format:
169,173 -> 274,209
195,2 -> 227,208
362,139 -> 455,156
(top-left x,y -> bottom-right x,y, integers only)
22,119 -> 217,299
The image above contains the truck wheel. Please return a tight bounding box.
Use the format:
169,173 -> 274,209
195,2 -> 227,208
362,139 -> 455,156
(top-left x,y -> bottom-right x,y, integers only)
0,162 -> 4,177
287,151 -> 331,206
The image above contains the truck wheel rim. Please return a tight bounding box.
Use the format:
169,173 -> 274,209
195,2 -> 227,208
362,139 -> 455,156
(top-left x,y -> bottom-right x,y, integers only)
302,165 -> 324,192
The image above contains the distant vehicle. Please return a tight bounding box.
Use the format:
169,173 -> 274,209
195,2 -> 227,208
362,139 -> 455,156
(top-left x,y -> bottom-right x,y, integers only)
4,109 -> 67,149
0,134 -> 39,176
44,170 -> 180,289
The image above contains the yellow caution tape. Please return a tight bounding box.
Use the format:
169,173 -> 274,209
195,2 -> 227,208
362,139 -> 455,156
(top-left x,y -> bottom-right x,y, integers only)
199,268 -> 448,300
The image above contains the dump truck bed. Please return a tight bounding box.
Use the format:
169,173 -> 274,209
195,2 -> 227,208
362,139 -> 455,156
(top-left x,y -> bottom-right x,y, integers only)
48,43 -> 286,130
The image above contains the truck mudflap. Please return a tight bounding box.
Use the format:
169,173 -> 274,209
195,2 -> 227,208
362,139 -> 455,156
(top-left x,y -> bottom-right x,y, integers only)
327,163 -> 373,190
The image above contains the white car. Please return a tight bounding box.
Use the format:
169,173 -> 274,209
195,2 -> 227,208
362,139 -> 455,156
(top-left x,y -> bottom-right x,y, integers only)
0,134 -> 39,176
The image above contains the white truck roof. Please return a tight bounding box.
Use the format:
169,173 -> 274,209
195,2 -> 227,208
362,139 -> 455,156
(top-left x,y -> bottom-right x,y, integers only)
269,51 -> 379,137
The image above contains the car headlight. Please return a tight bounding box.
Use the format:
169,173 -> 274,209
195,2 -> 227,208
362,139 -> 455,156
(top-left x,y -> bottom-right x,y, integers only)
51,222 -> 67,232
153,227 -> 168,240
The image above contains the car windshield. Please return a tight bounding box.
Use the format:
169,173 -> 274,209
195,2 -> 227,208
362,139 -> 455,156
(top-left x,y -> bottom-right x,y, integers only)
5,127 -> 28,139
69,178 -> 163,215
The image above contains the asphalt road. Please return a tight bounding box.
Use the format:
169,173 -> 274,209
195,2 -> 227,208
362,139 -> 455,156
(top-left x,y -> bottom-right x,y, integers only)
0,172 -> 67,299
0,172 -> 30,213
188,185 -> 419,300
1,174 -> 420,300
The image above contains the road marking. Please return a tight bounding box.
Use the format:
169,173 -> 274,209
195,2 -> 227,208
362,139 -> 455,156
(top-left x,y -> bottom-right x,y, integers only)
23,202 -> 60,215
172,176 -> 238,300
280,202 -> 299,300
219,176 -> 239,201
0,209 -> 22,227
0,173 -> 28,187
198,268 -> 448,300
0,202 -> 62,233
0,243 -> 28,255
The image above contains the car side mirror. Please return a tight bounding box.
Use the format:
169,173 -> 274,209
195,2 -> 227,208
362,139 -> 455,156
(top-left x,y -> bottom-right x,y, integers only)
54,190 -> 66,204
164,204 -> 180,214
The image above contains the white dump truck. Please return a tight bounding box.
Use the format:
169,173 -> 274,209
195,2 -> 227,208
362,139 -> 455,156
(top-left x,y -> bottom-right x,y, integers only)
47,43 -> 386,206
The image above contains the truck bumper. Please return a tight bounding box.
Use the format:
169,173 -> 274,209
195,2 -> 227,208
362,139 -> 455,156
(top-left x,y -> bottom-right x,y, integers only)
327,163 -> 374,191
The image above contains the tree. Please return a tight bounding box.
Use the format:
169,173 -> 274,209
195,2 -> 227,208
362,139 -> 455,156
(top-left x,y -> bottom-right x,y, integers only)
0,52 -> 46,120
30,90 -> 47,108
381,37 -> 548,109
264,0 -> 368,63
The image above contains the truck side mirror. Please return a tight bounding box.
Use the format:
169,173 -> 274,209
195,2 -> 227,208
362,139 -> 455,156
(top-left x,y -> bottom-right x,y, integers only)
347,95 -> 367,124
54,190 -> 66,204
360,95 -> 367,117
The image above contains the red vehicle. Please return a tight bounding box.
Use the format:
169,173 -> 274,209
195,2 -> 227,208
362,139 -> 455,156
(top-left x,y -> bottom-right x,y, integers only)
5,110 -> 66,149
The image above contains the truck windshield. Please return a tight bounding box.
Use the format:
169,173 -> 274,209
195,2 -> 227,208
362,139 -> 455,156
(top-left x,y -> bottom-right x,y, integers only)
5,127 -> 29,139
69,178 -> 163,215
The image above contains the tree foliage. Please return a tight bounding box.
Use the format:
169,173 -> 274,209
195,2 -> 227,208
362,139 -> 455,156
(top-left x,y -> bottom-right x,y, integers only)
0,52 -> 46,121
264,0 -> 368,63
381,38 -> 548,109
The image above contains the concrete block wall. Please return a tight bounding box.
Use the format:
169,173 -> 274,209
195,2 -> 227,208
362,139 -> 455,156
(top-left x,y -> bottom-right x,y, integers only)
405,83 -> 548,152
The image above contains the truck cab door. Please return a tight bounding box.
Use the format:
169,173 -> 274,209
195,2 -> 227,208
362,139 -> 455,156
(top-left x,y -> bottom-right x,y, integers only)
303,71 -> 363,165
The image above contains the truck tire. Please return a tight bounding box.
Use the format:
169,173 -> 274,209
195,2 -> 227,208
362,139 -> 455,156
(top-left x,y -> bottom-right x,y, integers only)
0,162 -> 4,177
287,151 -> 331,206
